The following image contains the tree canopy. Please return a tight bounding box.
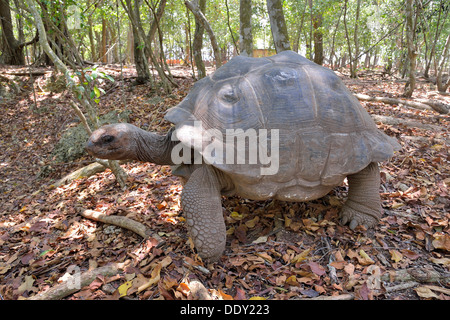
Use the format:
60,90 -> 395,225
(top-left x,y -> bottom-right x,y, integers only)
1,0 -> 448,90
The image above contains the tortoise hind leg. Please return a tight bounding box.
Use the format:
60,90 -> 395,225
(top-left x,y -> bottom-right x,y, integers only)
340,162 -> 382,229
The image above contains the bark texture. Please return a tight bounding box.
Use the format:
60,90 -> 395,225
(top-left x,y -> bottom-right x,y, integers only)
239,0 -> 253,57
266,0 -> 291,52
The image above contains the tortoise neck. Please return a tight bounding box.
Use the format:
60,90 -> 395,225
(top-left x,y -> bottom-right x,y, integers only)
133,127 -> 177,165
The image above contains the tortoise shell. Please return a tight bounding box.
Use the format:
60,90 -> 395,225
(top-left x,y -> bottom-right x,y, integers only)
165,51 -> 400,201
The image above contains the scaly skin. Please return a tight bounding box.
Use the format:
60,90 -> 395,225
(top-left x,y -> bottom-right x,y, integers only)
181,166 -> 227,261
340,162 -> 382,229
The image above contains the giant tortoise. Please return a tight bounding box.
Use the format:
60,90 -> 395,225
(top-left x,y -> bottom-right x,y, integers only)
86,51 -> 400,261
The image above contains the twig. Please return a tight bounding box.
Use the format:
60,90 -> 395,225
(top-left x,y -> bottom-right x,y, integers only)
80,209 -> 164,244
28,264 -> 121,300
381,267 -> 450,284
384,281 -> 419,293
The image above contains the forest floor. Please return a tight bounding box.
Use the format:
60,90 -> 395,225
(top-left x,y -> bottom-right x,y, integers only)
0,63 -> 449,301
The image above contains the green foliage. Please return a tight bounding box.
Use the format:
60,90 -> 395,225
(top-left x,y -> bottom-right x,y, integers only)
9,0 -> 450,73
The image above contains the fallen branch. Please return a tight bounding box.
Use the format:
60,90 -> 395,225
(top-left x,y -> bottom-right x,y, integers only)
308,294 -> 354,300
54,162 -> 107,187
0,71 -> 48,76
371,114 -> 442,131
381,268 -> 450,284
355,93 -> 449,114
80,209 -> 164,244
384,281 -> 419,293
28,264 -> 121,300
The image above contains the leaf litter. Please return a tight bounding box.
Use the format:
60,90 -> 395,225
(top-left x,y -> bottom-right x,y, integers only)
0,66 -> 449,300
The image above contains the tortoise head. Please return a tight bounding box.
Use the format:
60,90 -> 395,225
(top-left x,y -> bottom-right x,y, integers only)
86,123 -> 135,160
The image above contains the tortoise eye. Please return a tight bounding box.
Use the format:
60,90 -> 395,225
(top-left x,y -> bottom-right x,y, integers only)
101,135 -> 115,144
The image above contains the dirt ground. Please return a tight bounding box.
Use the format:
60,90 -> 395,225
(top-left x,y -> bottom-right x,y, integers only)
0,64 -> 449,300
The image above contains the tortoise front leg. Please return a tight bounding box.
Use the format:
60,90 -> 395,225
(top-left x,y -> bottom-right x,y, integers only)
181,166 -> 226,261
340,162 -> 382,229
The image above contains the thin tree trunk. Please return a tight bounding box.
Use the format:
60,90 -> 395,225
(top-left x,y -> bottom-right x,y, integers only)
437,34 -> 450,93
225,0 -> 239,55
101,17 -> 107,63
267,0 -> 291,53
343,0 -> 353,74
351,0 -> 361,77
266,0 -> 291,53
123,0 -> 151,84
185,0 -> 222,69
292,0 -> 307,53
308,0 -> 323,65
239,0 -> 253,57
424,0 -> 444,78
26,0 -> 128,188
404,0 -> 417,97
0,0 -> 25,65
191,0 -> 206,78
329,5 -> 344,69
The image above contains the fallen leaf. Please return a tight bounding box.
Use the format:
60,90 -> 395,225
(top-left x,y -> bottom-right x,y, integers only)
245,216 -> 259,228
430,257 -> 450,266
344,263 -> 355,276
285,275 -> 299,286
389,249 -> 403,263
432,234 -> 450,251
137,263 -> 163,292
415,286 -> 439,299
308,261 -> 326,276
424,285 -> 450,296
118,280 -> 133,297
18,275 -> 36,294
252,235 -> 268,244
230,211 -> 244,221
249,296 -> 267,300
358,250 -> 375,265
219,289 -> 233,300
177,282 -> 190,296
291,248 -> 311,264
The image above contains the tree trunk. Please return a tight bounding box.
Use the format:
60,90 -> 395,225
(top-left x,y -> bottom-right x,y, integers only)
351,0 -> 361,77
123,0 -> 151,84
404,0 -> 417,97
266,0 -> 291,53
239,0 -> 253,57
423,0 -> 443,78
308,0 -> 323,65
191,0 -> 206,78
26,0 -> 128,188
0,0 -> 25,65
343,0 -> 353,74
101,17 -> 107,63
185,0 -> 222,69
436,34 -> 450,93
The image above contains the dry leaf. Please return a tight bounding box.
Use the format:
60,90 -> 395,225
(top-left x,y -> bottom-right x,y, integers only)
389,249 -> 403,263
291,248 -> 311,264
415,286 -> 439,299
432,234 -> 450,251
429,257 -> 450,266
118,280 -> 133,297
358,250 -> 375,265
18,275 -> 36,294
